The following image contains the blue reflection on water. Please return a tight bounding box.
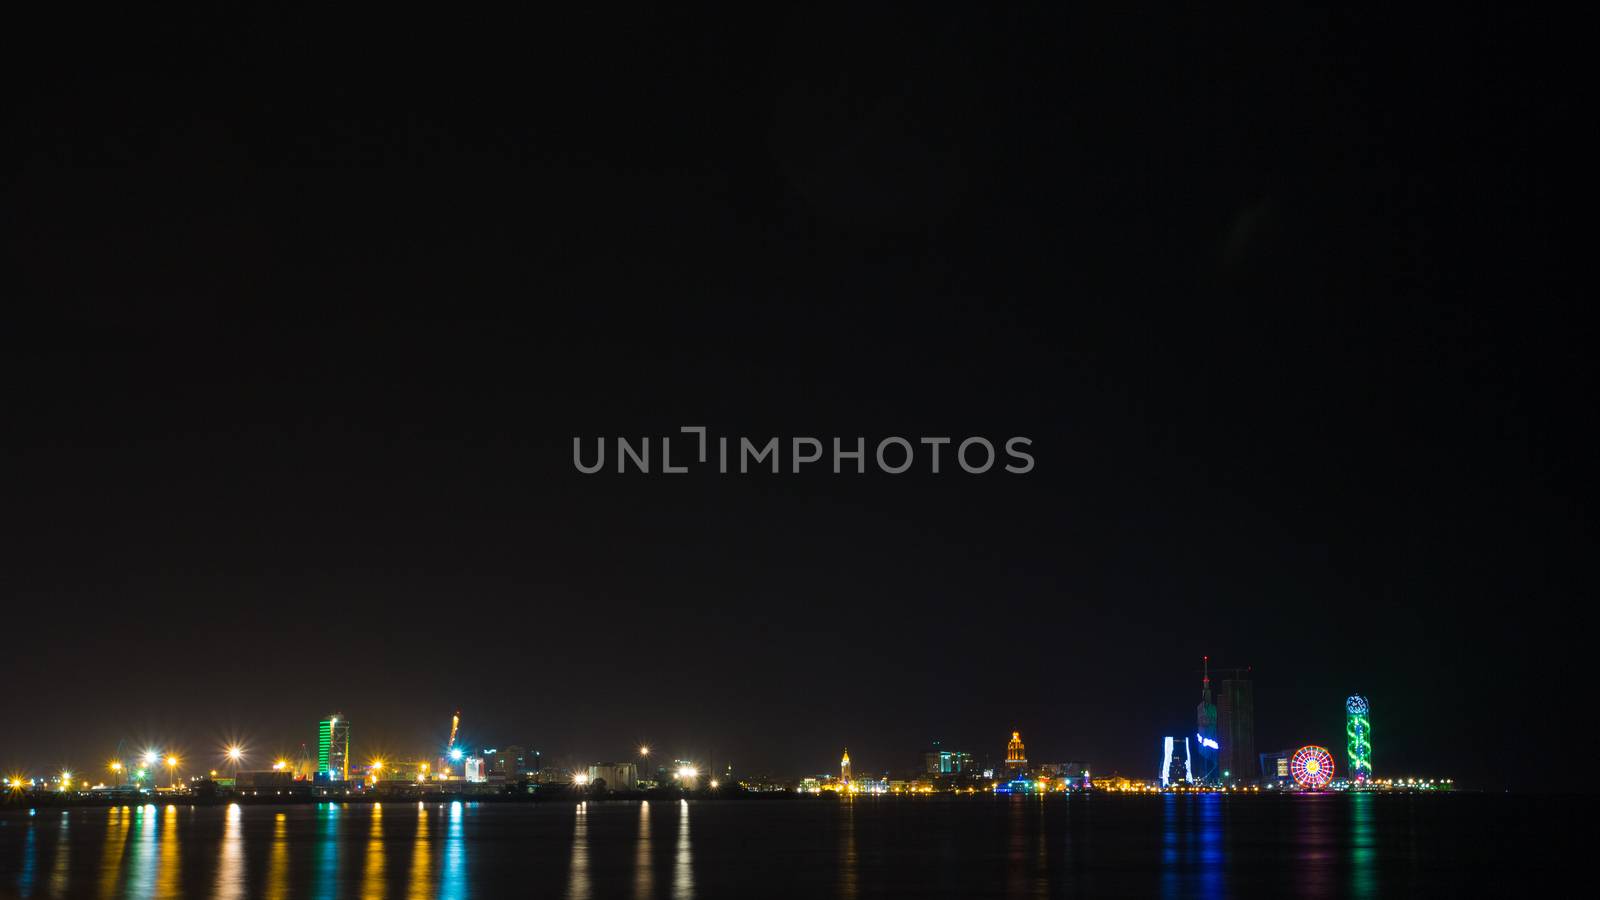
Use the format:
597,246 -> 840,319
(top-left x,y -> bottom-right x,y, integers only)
1161,793 -> 1226,899
16,817 -> 36,898
440,800 -> 466,900
314,803 -> 340,900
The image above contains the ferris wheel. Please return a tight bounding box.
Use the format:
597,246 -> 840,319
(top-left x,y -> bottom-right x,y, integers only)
1290,745 -> 1335,789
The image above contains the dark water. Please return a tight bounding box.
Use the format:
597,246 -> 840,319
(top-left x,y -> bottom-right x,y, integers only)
0,794 -> 1583,898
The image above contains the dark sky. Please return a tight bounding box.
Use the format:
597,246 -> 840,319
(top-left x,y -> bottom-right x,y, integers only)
3,6 -> 1587,790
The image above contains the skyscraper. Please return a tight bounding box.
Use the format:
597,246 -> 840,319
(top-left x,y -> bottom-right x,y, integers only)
1195,656 -> 1219,782
317,713 -> 351,781
1346,695 -> 1372,783
1005,731 -> 1027,771
1216,673 -> 1254,783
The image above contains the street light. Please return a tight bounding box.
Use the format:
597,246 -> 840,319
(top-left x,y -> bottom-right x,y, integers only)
166,756 -> 179,788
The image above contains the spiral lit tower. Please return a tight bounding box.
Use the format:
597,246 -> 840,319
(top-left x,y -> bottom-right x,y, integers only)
1346,695 -> 1372,784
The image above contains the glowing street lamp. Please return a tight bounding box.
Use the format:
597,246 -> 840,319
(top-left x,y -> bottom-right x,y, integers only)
272,759 -> 289,771
109,760 -> 123,787
166,756 -> 179,788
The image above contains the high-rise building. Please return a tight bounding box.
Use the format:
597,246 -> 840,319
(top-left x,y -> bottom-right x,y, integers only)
317,713 -> 351,781
1216,673 -> 1254,783
1195,657 -> 1219,782
840,748 -> 852,782
1160,736 -> 1194,786
1005,731 -> 1027,771
1346,695 -> 1372,783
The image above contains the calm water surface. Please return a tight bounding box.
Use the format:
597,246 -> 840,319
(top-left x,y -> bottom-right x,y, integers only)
0,794 -> 1581,898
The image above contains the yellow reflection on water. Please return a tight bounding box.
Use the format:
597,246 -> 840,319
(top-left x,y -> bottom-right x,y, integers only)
408,803 -> 432,900
215,803 -> 244,900
567,801 -> 591,900
126,805 -> 158,897
48,811 -> 70,897
673,799 -> 693,900
634,801 -> 653,900
362,803 -> 386,900
156,804 -> 180,900
839,800 -> 858,900
99,806 -> 130,899
265,812 -> 289,900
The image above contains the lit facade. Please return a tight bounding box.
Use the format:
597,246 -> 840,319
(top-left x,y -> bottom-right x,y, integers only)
841,748 -> 851,781
587,762 -> 638,790
1346,695 -> 1372,783
1160,736 -> 1194,787
1005,732 -> 1027,771
317,713 -> 350,781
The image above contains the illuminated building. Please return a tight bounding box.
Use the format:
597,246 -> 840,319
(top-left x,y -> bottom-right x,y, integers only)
1258,750 -> 1293,785
1159,736 -> 1194,787
1195,656 -> 1219,782
925,747 -> 975,774
1004,732 -> 1027,771
840,748 -> 851,782
317,713 -> 350,781
586,763 -> 638,790
463,757 -> 486,783
1216,671 -> 1254,782
1289,745 -> 1335,789
1346,695 -> 1372,784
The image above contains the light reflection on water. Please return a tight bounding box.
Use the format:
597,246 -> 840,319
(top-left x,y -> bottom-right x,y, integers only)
361,802 -> 383,900
0,794 -> 1519,897
1161,793 -> 1226,899
266,812 -> 288,900
1350,792 -> 1375,899
406,803 -> 428,900
633,800 -> 653,900
440,800 -> 465,900
214,804 -> 243,900
566,801 -> 590,900
48,811 -> 70,897
673,798 -> 693,900
99,806 -> 130,900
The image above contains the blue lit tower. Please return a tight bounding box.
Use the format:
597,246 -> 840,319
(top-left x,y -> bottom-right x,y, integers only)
1346,695 -> 1372,784
1195,656 -> 1219,782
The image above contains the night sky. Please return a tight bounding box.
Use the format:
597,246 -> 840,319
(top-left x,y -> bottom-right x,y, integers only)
4,6 -> 1586,790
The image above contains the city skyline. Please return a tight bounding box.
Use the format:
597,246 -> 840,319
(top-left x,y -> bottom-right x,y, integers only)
1,670 -> 1402,789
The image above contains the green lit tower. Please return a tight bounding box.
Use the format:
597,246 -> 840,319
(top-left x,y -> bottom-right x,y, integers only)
1346,695 -> 1371,784
318,712 -> 351,781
